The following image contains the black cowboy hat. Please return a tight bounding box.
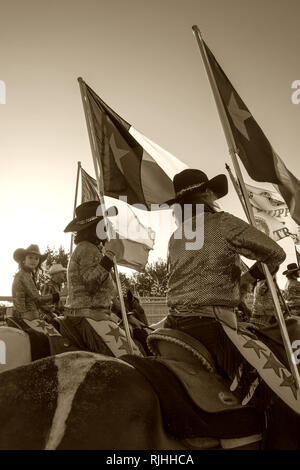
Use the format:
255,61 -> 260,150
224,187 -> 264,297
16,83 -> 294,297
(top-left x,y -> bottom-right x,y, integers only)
13,244 -> 47,263
164,169 -> 228,205
282,263 -> 300,276
64,201 -> 104,233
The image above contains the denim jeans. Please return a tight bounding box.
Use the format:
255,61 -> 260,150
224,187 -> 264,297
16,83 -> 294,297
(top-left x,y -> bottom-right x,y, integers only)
164,314 -> 242,380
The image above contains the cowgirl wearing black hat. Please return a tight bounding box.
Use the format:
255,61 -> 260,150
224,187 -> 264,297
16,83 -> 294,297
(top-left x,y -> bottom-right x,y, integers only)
164,169 -> 286,380
284,263 -> 300,316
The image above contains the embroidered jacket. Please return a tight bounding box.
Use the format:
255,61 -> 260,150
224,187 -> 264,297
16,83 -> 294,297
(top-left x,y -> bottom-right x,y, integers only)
12,268 -> 53,320
41,280 -> 65,315
285,279 -> 300,308
167,210 -> 286,313
65,241 -> 114,312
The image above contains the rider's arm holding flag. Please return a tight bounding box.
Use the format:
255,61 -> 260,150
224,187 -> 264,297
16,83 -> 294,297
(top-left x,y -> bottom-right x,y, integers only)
220,212 -> 286,284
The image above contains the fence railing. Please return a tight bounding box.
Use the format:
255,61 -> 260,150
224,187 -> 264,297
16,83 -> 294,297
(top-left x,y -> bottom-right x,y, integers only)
0,297 -> 12,302
0,296 -> 168,304
139,297 -> 167,304
0,296 -> 168,323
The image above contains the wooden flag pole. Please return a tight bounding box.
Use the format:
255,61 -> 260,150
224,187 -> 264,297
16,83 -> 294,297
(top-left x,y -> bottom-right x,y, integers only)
225,163 -> 250,219
192,25 -> 300,389
78,77 -> 134,354
70,161 -> 81,255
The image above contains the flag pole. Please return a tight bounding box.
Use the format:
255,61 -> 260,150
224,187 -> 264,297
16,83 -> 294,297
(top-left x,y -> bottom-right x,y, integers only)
192,26 -> 300,389
77,77 -> 135,354
295,246 -> 300,266
225,163 -> 250,219
70,161 -> 81,255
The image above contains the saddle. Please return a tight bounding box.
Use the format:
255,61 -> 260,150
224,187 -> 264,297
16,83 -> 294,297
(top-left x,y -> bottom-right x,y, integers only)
125,328 -> 263,447
147,328 -> 245,413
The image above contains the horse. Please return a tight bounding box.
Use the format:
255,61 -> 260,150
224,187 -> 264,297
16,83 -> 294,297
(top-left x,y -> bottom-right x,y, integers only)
0,348 -> 299,450
113,290 -> 153,355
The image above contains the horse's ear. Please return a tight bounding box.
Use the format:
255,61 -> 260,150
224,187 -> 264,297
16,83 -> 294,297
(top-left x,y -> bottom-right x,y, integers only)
127,289 -> 133,302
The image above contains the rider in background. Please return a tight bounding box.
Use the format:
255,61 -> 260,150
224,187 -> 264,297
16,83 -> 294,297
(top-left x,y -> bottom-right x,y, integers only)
10,244 -> 61,358
164,169 -> 286,380
283,263 -> 300,316
41,263 -> 67,327
11,244 -> 59,322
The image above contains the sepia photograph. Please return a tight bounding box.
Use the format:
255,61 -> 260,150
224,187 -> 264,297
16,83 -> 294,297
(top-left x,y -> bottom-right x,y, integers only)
0,0 -> 300,455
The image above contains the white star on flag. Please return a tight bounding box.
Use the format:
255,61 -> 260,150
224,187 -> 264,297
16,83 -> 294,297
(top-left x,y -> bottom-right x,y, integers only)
227,93 -> 252,141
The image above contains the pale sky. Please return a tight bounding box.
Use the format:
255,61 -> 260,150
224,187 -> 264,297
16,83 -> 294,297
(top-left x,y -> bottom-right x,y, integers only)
0,0 -> 300,295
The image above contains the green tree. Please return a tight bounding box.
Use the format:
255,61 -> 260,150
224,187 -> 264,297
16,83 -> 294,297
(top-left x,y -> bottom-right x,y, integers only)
44,245 -> 69,269
132,259 -> 168,297
37,246 -> 69,290
119,272 -> 134,294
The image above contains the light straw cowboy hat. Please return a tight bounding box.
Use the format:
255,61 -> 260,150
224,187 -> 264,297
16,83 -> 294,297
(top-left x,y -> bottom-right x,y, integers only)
49,263 -> 67,275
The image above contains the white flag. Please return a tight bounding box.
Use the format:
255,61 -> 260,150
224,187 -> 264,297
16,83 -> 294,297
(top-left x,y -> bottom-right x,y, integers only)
246,183 -> 300,245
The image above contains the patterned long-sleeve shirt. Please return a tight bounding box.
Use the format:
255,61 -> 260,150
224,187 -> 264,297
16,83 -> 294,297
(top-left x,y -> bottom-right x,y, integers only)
167,210 -> 286,313
41,280 -> 64,315
285,279 -> 300,308
12,268 -> 54,320
65,241 -> 114,311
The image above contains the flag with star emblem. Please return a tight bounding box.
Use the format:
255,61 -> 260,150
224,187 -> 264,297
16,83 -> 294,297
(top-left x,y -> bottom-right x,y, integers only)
203,42 -> 300,225
223,324 -> 300,406
83,81 -> 187,210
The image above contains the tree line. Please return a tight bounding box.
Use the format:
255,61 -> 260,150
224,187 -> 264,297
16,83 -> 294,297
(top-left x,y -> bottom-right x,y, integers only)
39,246 -> 168,297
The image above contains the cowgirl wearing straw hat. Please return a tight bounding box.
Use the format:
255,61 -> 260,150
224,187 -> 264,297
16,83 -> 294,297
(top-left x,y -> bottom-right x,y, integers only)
41,263 -> 67,318
10,244 -> 65,358
12,244 -> 60,322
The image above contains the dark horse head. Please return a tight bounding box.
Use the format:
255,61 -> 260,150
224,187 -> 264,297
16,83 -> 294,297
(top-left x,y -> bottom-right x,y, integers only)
111,289 -> 149,327
124,290 -> 149,326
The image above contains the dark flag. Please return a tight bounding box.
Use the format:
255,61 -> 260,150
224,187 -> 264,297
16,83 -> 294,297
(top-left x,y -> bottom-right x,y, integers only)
204,42 -> 300,225
81,167 -> 99,203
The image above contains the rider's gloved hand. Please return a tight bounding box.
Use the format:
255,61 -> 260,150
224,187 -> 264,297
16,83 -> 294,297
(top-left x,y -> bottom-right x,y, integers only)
103,238 -> 124,261
247,262 -> 265,280
248,262 -> 279,280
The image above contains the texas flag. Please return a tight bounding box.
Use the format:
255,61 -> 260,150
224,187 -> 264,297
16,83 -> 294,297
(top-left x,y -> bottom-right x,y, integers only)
203,42 -> 300,225
80,166 -> 155,272
83,81 -> 187,210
